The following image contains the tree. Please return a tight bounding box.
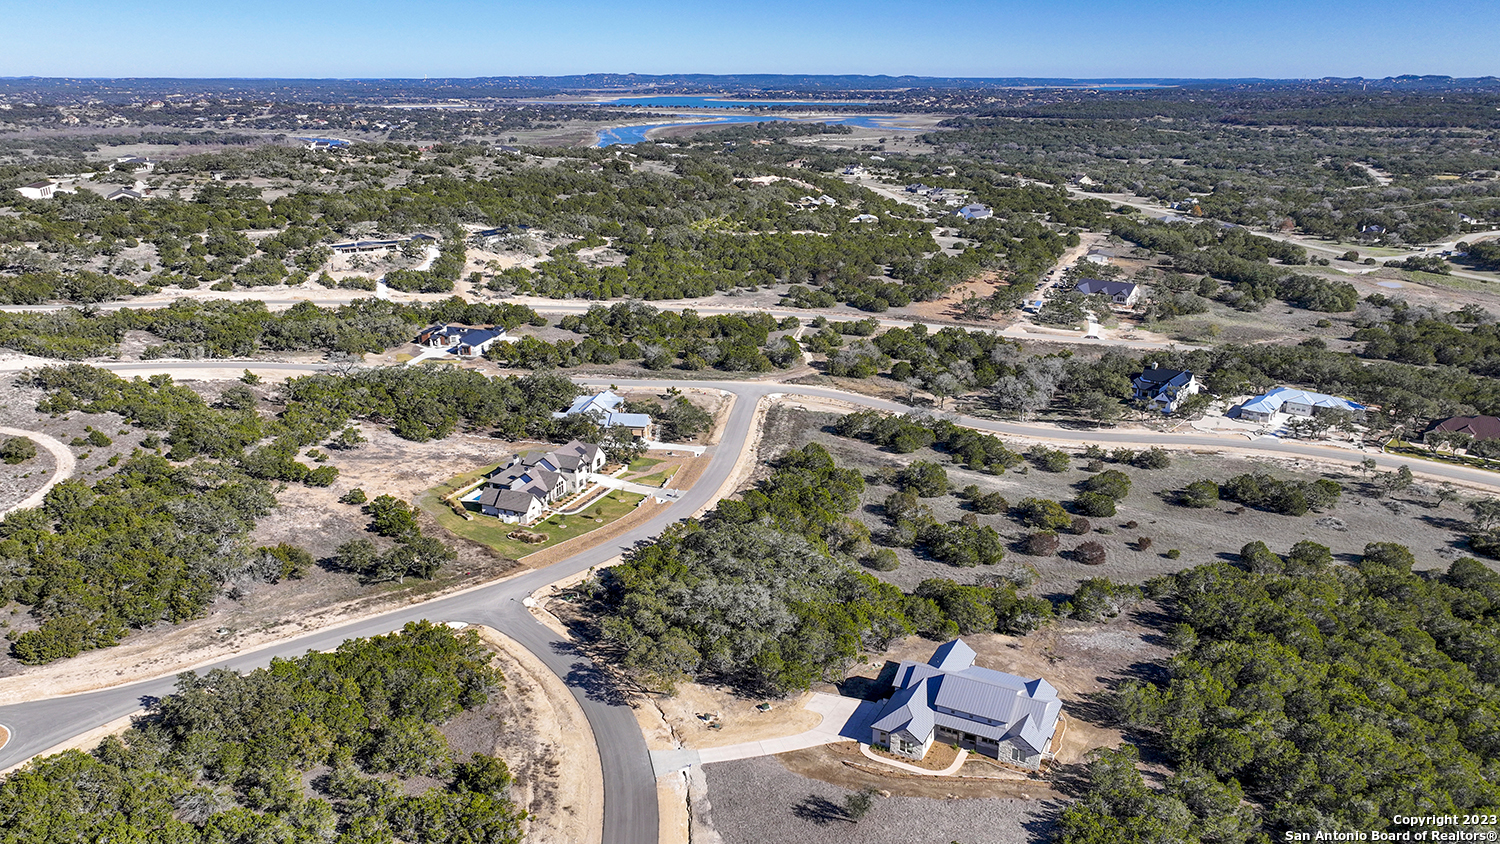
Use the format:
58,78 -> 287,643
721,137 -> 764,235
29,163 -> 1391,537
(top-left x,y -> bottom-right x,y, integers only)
843,787 -> 879,822
330,426 -> 367,450
1084,469 -> 1132,500
1075,541 -> 1108,566
1285,540 -> 1332,575
1029,446 -> 1072,472
1131,447 -> 1171,469
0,436 -> 37,464
1016,497 -> 1072,530
1023,531 -> 1060,556
365,495 -> 419,539
1466,497 -> 1500,532
1376,464 -> 1414,497
896,461 -> 949,498
1239,541 -> 1283,574
1074,492 -> 1117,518
1177,480 -> 1220,508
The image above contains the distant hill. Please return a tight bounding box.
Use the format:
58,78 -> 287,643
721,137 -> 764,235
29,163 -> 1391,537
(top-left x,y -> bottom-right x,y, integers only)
3,74 -> 1498,103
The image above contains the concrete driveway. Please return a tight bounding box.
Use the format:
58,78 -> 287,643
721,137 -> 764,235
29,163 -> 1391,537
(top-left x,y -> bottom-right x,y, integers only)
650,692 -> 882,776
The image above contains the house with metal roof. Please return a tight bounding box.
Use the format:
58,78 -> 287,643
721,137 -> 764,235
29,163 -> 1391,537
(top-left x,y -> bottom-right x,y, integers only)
870,639 -> 1062,769
1132,363 -> 1202,413
956,203 -> 993,221
553,390 -> 653,440
415,324 -> 508,358
1237,387 -> 1365,424
1074,279 -> 1141,307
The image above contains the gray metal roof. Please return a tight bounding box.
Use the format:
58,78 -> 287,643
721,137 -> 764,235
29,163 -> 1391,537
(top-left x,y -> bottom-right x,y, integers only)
871,639 -> 1061,756
928,639 -> 976,671
870,678 -> 933,739
1075,279 -> 1139,297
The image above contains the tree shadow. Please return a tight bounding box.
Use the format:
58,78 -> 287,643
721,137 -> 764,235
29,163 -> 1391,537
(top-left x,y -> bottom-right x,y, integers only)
548,640 -> 630,705
1021,801 -> 1066,839
1046,761 -> 1094,799
1419,514 -> 1470,533
838,661 -> 897,702
792,795 -> 850,826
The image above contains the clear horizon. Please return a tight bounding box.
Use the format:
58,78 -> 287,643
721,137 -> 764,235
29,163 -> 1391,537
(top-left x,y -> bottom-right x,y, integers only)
3,0 -> 1496,80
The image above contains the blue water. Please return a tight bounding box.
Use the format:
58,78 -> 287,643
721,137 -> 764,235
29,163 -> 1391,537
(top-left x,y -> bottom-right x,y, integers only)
595,114 -> 920,147
595,96 -> 866,108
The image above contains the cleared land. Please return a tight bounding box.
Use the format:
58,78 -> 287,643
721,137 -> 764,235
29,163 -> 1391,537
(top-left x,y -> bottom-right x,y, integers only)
699,756 -> 1056,844
758,404 -> 1487,598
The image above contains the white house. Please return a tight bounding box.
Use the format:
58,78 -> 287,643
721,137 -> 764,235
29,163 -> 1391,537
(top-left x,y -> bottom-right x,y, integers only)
554,390 -> 653,440
115,156 -> 156,173
415,324 -> 508,358
1132,363 -> 1202,413
473,439 -> 607,523
850,214 -> 879,224
956,203 -> 993,221
475,488 -> 547,523
1237,387 -> 1365,423
1074,279 -> 1141,307
107,182 -> 155,201
870,639 -> 1061,769
16,181 -> 59,200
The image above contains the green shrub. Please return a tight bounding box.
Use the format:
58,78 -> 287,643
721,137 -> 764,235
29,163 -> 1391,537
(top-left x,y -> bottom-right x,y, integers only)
1083,469 -> 1132,500
0,436 -> 37,464
1074,492 -> 1118,517
1177,479 -> 1220,508
1015,497 -> 1072,530
896,461 -> 949,498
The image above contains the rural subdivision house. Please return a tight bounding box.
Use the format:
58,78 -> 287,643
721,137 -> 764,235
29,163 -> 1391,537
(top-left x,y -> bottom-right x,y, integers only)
474,440 -> 607,523
1237,387 -> 1365,424
554,389 -> 653,440
956,202 -> 993,220
1073,278 -> 1141,307
1132,363 -> 1202,413
415,324 -> 507,358
16,180 -> 60,200
870,639 -> 1062,770
1426,415 -> 1500,441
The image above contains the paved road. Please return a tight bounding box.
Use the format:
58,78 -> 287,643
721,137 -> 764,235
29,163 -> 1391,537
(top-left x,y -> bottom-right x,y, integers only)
4,376 -> 1500,844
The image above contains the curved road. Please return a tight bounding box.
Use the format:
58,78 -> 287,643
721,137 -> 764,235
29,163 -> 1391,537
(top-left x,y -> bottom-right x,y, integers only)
3,376 -> 1500,844
0,427 -> 75,517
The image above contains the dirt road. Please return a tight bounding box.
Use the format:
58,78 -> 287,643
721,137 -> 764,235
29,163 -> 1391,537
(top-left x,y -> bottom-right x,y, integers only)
0,427 -> 74,517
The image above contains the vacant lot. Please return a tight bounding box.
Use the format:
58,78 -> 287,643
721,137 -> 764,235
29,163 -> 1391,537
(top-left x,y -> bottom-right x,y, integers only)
700,756 -> 1057,844
758,404 -> 1484,599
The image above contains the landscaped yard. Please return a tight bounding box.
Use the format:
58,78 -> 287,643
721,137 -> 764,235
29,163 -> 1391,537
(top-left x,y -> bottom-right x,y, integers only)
419,480 -> 646,560
626,456 -> 664,474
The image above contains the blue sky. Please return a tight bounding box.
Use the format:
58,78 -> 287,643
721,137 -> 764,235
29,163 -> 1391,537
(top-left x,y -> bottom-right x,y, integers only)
2,0 -> 1496,79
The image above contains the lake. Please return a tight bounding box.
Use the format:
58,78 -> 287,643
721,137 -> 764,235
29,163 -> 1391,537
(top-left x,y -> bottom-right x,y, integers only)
595,114 -> 921,147
594,96 -> 868,108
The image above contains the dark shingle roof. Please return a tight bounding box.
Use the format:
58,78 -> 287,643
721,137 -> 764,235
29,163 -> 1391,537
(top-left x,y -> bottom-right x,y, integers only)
1430,415 -> 1500,440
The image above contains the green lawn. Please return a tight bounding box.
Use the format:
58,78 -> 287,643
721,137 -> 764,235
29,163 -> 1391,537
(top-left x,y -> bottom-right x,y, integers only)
626,456 -> 664,473
633,469 -> 676,488
1398,269 -> 1496,292
419,482 -> 646,560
